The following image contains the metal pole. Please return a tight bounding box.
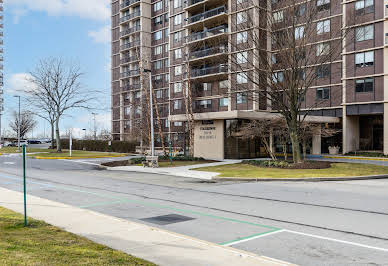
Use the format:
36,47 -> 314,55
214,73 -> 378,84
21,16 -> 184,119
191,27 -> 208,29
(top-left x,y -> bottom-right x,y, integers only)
149,73 -> 155,157
92,113 -> 97,140
23,144 -> 27,226
17,96 -> 21,152
69,129 -> 72,157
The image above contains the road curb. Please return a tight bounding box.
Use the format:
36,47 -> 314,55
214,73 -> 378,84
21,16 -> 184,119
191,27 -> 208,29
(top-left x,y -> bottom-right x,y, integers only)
214,174 -> 388,182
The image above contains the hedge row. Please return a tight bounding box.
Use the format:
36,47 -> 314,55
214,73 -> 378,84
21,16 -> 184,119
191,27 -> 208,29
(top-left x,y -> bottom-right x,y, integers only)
61,139 -> 138,153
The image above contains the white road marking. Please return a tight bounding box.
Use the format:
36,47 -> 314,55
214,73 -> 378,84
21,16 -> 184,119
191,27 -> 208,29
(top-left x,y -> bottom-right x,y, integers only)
3,162 -> 15,165
223,230 -> 286,246
284,230 -> 388,253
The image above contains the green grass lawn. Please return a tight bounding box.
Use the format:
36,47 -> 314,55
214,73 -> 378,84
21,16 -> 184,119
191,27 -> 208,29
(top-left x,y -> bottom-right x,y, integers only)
0,147 -> 56,154
31,150 -> 127,159
0,207 -> 155,266
197,163 -> 388,179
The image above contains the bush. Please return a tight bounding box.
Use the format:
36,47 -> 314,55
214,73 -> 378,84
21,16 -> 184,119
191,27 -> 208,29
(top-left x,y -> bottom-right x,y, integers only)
243,160 -> 291,168
61,139 -> 138,153
130,157 -> 146,164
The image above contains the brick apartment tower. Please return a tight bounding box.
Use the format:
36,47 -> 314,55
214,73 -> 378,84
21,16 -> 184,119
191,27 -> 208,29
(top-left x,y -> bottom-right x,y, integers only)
112,0 -> 388,159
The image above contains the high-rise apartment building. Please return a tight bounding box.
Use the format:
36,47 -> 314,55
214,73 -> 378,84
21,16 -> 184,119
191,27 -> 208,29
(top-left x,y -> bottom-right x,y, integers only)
112,0 -> 388,160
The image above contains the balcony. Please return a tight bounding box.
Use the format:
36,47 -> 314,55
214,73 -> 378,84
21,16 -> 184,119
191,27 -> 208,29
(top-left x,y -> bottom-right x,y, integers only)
120,25 -> 141,37
191,64 -> 228,79
121,83 -> 141,91
120,11 -> 140,24
120,40 -> 140,51
120,70 -> 140,78
121,55 -> 139,64
186,6 -> 227,29
121,0 -> 140,10
188,24 -> 228,43
190,45 -> 227,61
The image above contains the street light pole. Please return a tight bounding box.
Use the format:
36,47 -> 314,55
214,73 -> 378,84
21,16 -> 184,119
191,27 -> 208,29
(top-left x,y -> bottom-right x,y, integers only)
92,112 -> 97,140
144,69 -> 154,157
14,95 -> 21,151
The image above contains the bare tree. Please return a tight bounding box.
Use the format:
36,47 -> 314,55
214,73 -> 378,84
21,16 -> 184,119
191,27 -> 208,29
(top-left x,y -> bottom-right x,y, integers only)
27,58 -> 97,152
9,111 -> 37,139
229,0 -> 356,162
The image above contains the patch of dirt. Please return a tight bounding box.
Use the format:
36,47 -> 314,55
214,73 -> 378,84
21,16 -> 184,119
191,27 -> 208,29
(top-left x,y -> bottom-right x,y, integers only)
102,160 -> 131,167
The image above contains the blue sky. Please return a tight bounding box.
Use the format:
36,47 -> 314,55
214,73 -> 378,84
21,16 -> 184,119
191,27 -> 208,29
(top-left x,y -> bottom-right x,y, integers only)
3,0 -> 111,138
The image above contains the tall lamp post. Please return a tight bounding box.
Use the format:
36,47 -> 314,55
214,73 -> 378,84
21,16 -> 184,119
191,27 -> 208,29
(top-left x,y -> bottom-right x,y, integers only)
14,95 -> 21,152
144,69 -> 155,157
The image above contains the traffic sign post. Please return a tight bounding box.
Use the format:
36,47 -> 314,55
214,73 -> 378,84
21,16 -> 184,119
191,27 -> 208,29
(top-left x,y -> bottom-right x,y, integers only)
22,144 -> 27,226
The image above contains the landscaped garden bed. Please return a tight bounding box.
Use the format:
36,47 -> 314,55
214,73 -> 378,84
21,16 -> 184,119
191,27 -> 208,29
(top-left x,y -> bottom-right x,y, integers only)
102,156 -> 217,168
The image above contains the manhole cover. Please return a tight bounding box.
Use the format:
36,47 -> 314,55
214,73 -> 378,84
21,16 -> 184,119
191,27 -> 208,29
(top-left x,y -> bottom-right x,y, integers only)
141,214 -> 195,225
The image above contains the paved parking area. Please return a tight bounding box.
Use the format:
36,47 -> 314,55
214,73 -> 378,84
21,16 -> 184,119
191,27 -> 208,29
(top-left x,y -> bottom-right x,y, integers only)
1,154 -> 388,265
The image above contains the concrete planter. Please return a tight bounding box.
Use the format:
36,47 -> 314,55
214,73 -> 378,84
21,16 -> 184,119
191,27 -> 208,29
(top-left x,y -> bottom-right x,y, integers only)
328,146 -> 340,155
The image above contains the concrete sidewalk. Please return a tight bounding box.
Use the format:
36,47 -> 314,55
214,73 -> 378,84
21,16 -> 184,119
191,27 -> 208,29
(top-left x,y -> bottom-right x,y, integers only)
0,187 -> 292,266
106,160 -> 242,180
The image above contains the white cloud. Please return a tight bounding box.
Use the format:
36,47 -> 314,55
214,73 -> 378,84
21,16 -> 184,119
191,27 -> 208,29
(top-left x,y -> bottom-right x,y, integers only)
5,73 -> 37,95
88,25 -> 111,44
7,0 -> 110,22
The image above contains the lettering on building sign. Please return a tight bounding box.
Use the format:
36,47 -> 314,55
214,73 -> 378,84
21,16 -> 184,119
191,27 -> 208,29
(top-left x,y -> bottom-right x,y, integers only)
199,126 -> 216,140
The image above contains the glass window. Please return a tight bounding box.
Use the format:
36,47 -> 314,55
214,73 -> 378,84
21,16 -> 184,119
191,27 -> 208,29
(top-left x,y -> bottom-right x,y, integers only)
174,122 -> 183,127
355,51 -> 374,67
236,11 -> 248,24
273,11 -> 283,23
174,48 -> 182,59
237,51 -> 248,64
153,1 -> 163,12
153,30 -> 162,40
316,42 -> 330,56
174,82 -> 182,93
316,87 -> 330,100
174,100 -> 182,110
317,19 -> 330,34
355,78 -> 374,93
219,80 -> 228,89
156,90 -> 163,98
236,93 -> 247,104
219,98 -> 229,107
173,31 -> 182,43
237,31 -> 248,44
174,65 -> 182,76
174,14 -> 182,25
272,72 -> 283,83
355,25 -> 374,42
295,26 -> 305,39
173,0 -> 182,8
237,72 -> 248,84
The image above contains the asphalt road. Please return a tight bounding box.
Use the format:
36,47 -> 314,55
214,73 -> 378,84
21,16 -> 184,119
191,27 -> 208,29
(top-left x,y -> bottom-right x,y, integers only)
0,153 -> 388,265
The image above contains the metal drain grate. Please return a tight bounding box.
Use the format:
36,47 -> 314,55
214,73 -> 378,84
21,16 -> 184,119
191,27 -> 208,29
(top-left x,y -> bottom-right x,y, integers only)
141,214 -> 195,225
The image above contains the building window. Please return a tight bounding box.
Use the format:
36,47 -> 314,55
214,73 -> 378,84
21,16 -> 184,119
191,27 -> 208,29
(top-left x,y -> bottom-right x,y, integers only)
316,87 -> 330,100
154,45 -> 163,55
355,78 -> 374,93
219,80 -> 228,89
317,19 -> 330,34
237,72 -> 248,84
316,65 -> 330,78
153,60 -> 163,70
272,71 -> 283,83
174,100 -> 182,110
355,25 -> 374,42
124,107 -> 131,116
316,42 -> 330,56
355,0 -> 374,15
198,100 -> 212,109
174,48 -> 182,59
174,65 -> 182,76
295,26 -> 305,39
236,51 -> 248,64
273,11 -> 283,23
173,0 -> 182,8
165,119 -> 169,128
173,31 -> 182,43
236,93 -> 248,104
355,51 -> 374,67
317,0 -> 330,11
135,106 -> 141,115
296,4 -> 306,16
153,15 -> 164,25
156,90 -> 163,98
153,1 -> 163,12
174,14 -> 182,25
153,30 -> 162,41
174,83 -> 182,93
219,98 -> 229,107
237,31 -> 248,44
236,11 -> 248,24
135,91 -> 141,98
174,121 -> 183,127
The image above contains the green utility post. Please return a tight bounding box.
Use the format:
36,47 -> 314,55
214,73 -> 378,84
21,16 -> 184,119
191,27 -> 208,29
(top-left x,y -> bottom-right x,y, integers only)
22,144 -> 27,226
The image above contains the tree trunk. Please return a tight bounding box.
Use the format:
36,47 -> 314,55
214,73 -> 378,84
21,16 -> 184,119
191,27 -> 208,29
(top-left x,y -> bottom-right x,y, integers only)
289,128 -> 302,163
302,139 -> 307,160
262,137 -> 276,160
55,118 -> 62,152
283,143 -> 287,161
51,121 -> 55,149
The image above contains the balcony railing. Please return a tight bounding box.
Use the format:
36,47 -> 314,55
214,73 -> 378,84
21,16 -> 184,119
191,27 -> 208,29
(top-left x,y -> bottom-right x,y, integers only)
186,0 -> 204,7
121,84 -> 141,91
190,45 -> 227,59
187,6 -> 227,25
120,70 -> 140,78
120,40 -> 140,51
121,55 -> 139,64
121,0 -> 140,9
120,11 -> 140,23
189,24 -> 228,42
191,64 -> 228,77
120,25 -> 141,37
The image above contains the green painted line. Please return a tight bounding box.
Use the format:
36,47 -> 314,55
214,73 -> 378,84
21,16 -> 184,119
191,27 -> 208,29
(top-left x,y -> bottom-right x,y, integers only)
79,200 -> 125,209
219,229 -> 282,246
